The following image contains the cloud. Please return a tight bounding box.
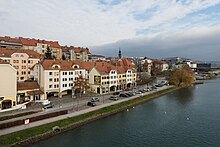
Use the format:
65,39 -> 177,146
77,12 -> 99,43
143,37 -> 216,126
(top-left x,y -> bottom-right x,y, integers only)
0,0 -> 220,61
91,24 -> 220,61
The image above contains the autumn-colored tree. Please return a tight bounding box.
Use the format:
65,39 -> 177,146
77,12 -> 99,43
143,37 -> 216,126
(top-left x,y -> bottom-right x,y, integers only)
170,65 -> 195,87
72,75 -> 90,97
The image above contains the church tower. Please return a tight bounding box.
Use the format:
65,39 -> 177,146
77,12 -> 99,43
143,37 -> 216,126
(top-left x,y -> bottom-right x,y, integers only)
118,48 -> 122,59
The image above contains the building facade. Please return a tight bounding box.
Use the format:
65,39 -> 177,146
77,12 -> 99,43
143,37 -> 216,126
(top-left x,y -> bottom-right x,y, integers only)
89,59 -> 137,94
0,59 -> 17,110
32,60 -> 86,99
0,48 -> 40,81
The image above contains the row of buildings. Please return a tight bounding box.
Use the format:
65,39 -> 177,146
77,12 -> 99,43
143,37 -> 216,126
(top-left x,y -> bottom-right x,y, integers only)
0,36 -> 137,110
1,36 -> 208,111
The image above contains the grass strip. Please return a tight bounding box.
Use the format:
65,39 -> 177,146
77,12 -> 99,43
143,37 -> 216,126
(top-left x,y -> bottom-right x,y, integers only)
0,87 -> 176,146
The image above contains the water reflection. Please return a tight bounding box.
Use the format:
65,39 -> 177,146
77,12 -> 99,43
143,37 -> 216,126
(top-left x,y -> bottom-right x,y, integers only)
169,87 -> 195,105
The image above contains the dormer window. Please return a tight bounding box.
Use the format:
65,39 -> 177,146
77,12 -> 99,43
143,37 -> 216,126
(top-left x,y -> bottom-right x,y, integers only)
52,64 -> 60,69
73,65 -> 79,68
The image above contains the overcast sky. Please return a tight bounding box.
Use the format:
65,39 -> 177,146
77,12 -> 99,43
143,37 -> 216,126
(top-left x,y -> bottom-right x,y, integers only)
1,0 -> 220,61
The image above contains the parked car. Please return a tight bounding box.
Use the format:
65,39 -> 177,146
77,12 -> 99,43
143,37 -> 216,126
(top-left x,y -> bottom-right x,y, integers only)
109,95 -> 119,101
136,91 -> 142,94
155,84 -> 163,87
43,103 -> 53,109
151,85 -> 157,90
127,92 -> 135,96
139,89 -> 145,93
87,101 -> 96,107
91,97 -> 100,102
119,93 -> 130,97
143,88 -> 150,92
113,92 -> 120,95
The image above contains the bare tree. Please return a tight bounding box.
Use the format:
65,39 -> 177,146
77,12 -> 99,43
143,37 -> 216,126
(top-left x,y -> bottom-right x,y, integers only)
72,75 -> 90,97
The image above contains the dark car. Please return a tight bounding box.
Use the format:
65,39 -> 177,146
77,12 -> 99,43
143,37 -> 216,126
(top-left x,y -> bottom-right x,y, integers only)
43,103 -> 53,109
119,93 -> 130,97
128,92 -> 135,96
125,92 -> 135,97
151,85 -> 157,90
87,101 -> 96,107
155,84 -> 163,87
113,92 -> 120,95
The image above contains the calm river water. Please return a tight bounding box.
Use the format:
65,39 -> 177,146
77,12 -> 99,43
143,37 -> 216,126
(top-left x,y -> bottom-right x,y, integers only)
31,77 -> 220,147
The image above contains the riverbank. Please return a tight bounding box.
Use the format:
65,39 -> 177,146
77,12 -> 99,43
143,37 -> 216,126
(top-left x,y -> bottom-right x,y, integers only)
0,86 -> 176,147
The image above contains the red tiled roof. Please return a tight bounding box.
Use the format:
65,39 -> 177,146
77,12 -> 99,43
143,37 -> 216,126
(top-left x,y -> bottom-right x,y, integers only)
27,90 -> 44,95
110,58 -> 135,71
74,47 -> 91,54
81,62 -> 96,70
0,48 -> 40,58
152,59 -> 167,64
17,81 -> 40,91
41,59 -> 83,70
61,46 -> 74,52
0,36 -> 21,43
91,55 -> 105,58
19,37 -> 61,48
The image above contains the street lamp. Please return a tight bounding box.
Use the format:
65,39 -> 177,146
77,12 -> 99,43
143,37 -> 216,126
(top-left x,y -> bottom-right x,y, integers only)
99,85 -> 104,104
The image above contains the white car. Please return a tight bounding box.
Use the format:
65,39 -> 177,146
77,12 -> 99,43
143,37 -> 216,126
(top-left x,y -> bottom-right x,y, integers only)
91,97 -> 100,102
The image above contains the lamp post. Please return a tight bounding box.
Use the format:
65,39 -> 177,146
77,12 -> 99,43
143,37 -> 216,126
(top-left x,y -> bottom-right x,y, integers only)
99,85 -> 104,104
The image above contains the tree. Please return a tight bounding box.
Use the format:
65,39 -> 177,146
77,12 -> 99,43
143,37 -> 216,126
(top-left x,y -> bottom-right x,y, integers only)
170,65 -> 195,87
45,46 -> 52,59
62,54 -> 66,60
72,75 -> 90,110
72,75 -> 90,97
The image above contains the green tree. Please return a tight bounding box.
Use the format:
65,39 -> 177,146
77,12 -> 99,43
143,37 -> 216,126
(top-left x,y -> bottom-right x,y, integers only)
45,46 -> 52,59
170,65 -> 195,87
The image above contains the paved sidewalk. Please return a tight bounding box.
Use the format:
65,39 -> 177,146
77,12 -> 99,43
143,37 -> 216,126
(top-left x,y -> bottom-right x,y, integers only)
0,86 -> 172,136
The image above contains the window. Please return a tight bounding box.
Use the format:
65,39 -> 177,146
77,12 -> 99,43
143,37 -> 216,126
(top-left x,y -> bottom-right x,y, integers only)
28,60 -> 33,64
13,60 -> 16,63
17,71 -> 19,75
20,54 -> 24,57
80,71 -> 82,74
49,85 -> 52,88
15,54 -> 19,57
20,77 -> 24,80
28,71 -> 30,74
49,72 -> 52,75
22,66 -> 26,69
22,60 -> 26,63
49,78 -> 53,82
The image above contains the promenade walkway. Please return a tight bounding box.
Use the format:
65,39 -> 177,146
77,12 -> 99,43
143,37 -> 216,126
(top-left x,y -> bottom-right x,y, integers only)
0,86 -> 172,136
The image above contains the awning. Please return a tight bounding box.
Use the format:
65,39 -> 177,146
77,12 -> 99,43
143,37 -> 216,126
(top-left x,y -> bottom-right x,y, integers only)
2,99 -> 12,103
27,90 -> 44,96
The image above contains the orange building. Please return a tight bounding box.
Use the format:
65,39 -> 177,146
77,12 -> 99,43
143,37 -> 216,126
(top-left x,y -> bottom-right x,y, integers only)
0,48 -> 40,81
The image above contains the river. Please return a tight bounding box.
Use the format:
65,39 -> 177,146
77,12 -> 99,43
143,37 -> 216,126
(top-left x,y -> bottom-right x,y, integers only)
31,78 -> 220,147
